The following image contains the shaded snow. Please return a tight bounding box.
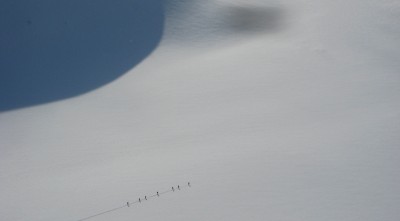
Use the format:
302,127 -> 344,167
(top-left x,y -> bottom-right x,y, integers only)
1,0 -> 399,220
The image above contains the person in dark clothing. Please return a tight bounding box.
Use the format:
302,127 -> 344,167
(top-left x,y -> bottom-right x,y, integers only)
188,182 -> 191,187
178,185 -> 180,190
139,198 -> 141,203
172,187 -> 175,192
127,202 -> 130,207
157,191 -> 159,197
145,196 -> 147,200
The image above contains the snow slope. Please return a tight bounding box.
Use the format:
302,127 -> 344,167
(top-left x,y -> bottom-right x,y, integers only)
1,0 -> 399,220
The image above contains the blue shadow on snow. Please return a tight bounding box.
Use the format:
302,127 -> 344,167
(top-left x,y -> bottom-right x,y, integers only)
0,0 -> 165,111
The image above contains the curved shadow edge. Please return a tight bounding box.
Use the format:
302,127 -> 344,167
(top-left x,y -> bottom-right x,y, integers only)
0,0 -> 165,112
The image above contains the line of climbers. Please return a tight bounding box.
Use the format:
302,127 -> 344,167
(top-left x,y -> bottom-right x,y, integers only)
128,182 -> 191,206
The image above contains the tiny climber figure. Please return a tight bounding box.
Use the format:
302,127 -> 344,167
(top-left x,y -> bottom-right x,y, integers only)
127,202 -> 130,207
188,182 -> 191,187
145,196 -> 147,200
172,187 -> 175,192
139,198 -> 141,203
178,185 -> 180,190
157,191 -> 159,197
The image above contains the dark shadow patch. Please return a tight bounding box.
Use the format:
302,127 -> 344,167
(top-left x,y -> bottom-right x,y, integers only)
0,0 -> 165,111
223,5 -> 285,34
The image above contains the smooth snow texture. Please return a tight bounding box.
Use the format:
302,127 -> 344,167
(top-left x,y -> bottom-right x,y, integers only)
1,0 -> 399,221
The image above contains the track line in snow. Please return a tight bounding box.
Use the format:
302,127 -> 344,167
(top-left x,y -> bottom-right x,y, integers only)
75,183 -> 191,221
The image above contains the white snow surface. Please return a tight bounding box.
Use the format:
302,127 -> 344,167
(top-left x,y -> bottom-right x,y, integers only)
1,0 -> 400,220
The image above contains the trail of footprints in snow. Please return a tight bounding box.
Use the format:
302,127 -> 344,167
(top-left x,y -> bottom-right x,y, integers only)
76,182 -> 191,221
